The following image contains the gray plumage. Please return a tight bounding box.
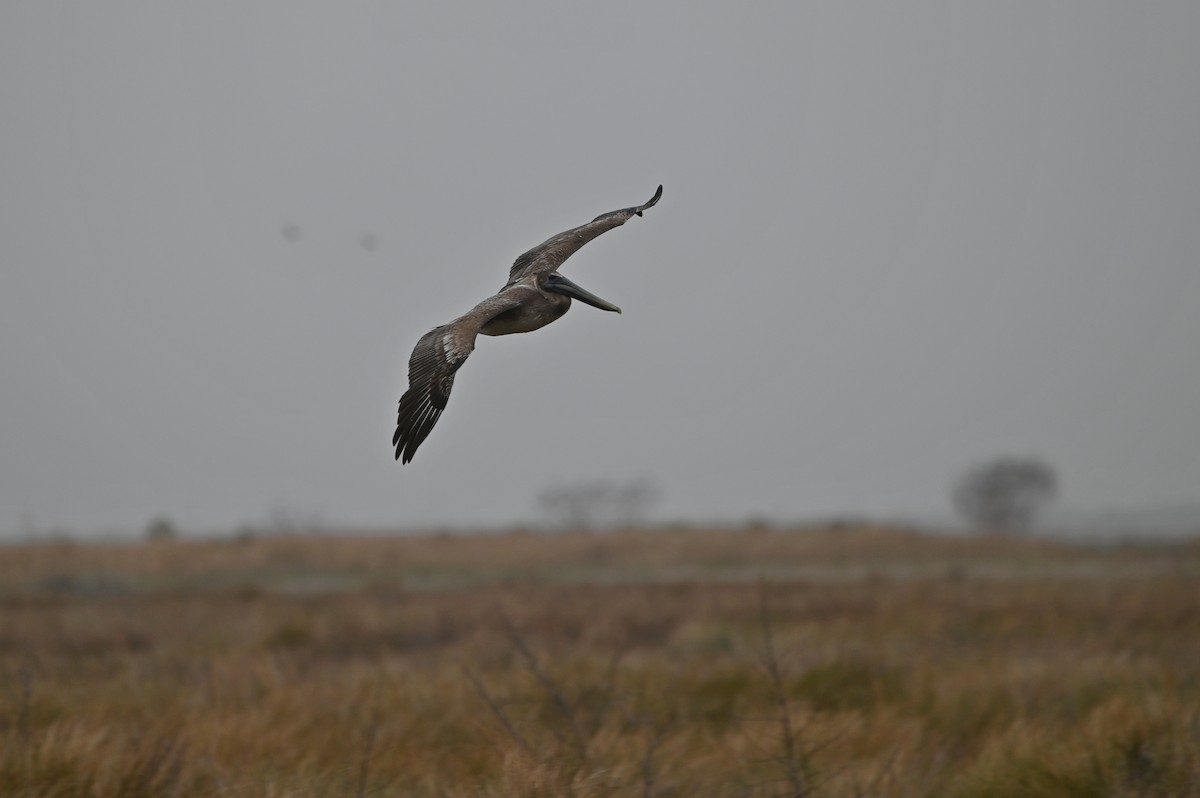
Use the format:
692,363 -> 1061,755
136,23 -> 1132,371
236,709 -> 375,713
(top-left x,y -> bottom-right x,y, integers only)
393,185 -> 663,463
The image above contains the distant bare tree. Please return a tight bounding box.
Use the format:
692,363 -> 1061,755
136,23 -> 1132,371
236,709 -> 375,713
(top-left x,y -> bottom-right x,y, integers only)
611,479 -> 661,528
539,478 -> 660,531
540,483 -> 612,530
952,457 -> 1059,534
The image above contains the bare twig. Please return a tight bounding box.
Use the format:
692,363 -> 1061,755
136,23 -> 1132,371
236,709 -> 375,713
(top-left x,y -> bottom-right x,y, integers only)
641,724 -> 662,798
198,756 -> 232,796
501,613 -> 590,763
458,659 -> 536,758
355,681 -> 382,798
856,744 -> 903,797
17,666 -> 32,743
587,644 -> 629,737
758,578 -> 812,797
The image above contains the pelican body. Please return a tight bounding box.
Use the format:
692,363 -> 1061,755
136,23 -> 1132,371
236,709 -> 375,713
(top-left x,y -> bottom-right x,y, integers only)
393,185 -> 663,463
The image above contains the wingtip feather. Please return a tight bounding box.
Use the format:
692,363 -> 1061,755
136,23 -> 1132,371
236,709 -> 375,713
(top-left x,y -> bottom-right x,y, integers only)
637,185 -> 663,216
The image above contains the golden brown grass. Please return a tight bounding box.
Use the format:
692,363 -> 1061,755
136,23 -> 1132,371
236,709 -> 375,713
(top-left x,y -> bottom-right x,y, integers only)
2,525 -> 1198,796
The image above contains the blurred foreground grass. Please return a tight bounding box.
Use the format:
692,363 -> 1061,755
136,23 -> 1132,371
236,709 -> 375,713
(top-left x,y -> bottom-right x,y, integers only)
1,525 -> 1198,796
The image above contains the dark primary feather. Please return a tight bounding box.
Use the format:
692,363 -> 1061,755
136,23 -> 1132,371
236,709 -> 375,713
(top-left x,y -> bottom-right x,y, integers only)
393,292 -> 525,463
392,327 -> 454,464
507,185 -> 663,284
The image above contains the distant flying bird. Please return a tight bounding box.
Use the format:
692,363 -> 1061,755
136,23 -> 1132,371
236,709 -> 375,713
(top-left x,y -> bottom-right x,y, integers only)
393,185 -> 663,463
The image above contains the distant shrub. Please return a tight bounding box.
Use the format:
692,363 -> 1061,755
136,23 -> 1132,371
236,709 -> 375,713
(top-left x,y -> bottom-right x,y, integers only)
952,457 -> 1059,534
144,516 -> 178,542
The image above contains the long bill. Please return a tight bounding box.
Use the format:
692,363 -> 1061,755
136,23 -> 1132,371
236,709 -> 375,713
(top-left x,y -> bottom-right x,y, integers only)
544,274 -> 622,314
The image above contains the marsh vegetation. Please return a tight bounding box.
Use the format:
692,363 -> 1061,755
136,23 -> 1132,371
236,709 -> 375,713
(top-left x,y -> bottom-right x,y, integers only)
1,526 -> 1198,796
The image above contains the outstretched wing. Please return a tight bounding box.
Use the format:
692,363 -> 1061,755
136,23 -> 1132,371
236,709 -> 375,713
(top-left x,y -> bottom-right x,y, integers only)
507,185 -> 662,285
393,291 -> 526,463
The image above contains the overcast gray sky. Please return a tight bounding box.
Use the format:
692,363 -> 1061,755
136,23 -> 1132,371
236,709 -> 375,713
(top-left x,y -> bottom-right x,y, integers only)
3,3 -> 1199,537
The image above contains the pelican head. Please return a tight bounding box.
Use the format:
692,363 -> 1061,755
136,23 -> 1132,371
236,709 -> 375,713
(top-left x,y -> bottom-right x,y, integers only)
542,272 -> 622,314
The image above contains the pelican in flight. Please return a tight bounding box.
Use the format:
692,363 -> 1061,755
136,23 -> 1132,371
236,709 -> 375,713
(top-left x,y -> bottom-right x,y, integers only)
393,185 -> 663,463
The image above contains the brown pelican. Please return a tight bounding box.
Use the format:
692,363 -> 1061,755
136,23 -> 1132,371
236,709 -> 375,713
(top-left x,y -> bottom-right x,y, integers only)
393,185 -> 663,463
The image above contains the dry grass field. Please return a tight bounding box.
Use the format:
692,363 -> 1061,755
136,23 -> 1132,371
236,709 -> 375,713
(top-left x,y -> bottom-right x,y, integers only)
1,525 -> 1199,796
